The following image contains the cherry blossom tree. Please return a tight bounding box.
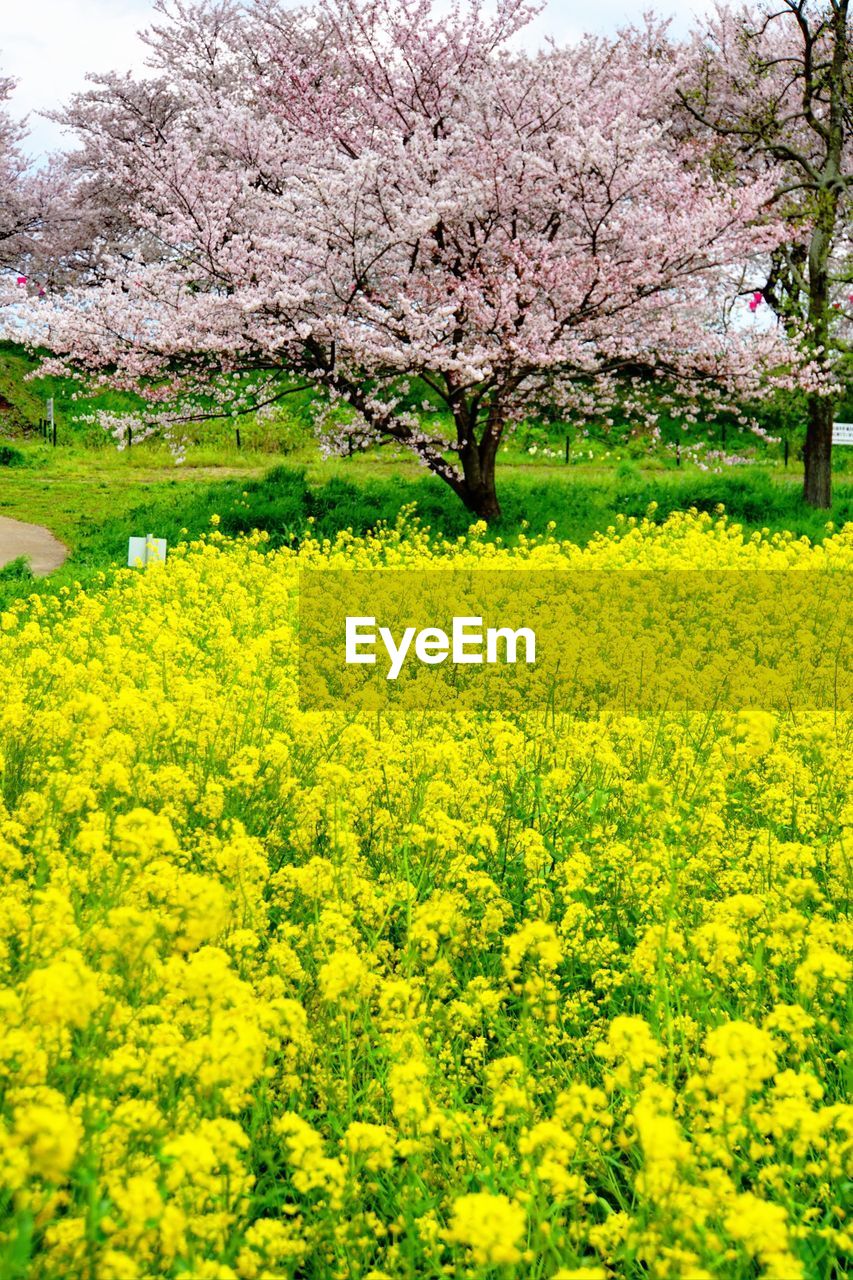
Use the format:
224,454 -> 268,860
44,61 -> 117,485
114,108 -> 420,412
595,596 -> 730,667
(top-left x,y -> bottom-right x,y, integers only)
0,69 -> 35,284
36,0 -> 793,519
0,67 -> 82,310
677,0 -> 852,509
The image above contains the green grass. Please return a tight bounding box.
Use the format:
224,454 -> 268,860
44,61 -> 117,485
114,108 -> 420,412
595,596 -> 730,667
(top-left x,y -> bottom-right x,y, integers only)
295,458 -> 853,546
0,556 -> 34,583
0,339 -> 320,453
1,434 -> 851,614
1,333 -> 852,609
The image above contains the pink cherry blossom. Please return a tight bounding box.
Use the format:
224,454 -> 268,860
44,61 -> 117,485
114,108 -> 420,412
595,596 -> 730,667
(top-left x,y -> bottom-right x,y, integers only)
26,0 -> 803,517
676,0 -> 851,509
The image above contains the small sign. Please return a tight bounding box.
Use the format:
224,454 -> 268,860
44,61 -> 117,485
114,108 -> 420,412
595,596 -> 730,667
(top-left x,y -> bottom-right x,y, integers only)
833,422 -> 853,446
128,534 -> 168,567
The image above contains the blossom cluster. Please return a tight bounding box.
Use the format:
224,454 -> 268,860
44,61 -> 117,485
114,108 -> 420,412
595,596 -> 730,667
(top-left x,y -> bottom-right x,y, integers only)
0,511 -> 850,1279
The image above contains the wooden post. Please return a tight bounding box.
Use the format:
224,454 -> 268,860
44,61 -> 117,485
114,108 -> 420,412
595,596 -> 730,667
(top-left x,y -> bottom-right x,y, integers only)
127,425 -> 132,448
235,427 -> 241,450
676,442 -> 681,467
784,438 -> 789,468
565,434 -> 570,464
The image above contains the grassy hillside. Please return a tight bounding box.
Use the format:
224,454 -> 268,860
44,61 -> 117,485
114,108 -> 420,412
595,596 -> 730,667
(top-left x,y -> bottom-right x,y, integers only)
6,339 -> 852,467
0,343 -> 50,434
0,341 -> 320,452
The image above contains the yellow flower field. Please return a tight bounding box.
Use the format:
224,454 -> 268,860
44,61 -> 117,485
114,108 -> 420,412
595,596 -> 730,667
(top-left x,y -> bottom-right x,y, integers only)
0,511 -> 850,1280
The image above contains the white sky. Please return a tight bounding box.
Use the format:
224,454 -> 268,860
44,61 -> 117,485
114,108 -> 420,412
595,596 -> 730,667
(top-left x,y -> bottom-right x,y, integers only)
4,0 -> 715,159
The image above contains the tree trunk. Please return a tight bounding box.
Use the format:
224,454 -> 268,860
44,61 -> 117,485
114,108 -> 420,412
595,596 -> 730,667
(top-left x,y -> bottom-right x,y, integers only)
803,395 -> 834,509
451,405 -> 503,521
457,457 -> 501,520
455,419 -> 502,519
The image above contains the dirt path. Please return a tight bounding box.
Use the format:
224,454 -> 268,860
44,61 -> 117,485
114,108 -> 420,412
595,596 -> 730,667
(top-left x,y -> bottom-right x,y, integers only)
0,515 -> 68,575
